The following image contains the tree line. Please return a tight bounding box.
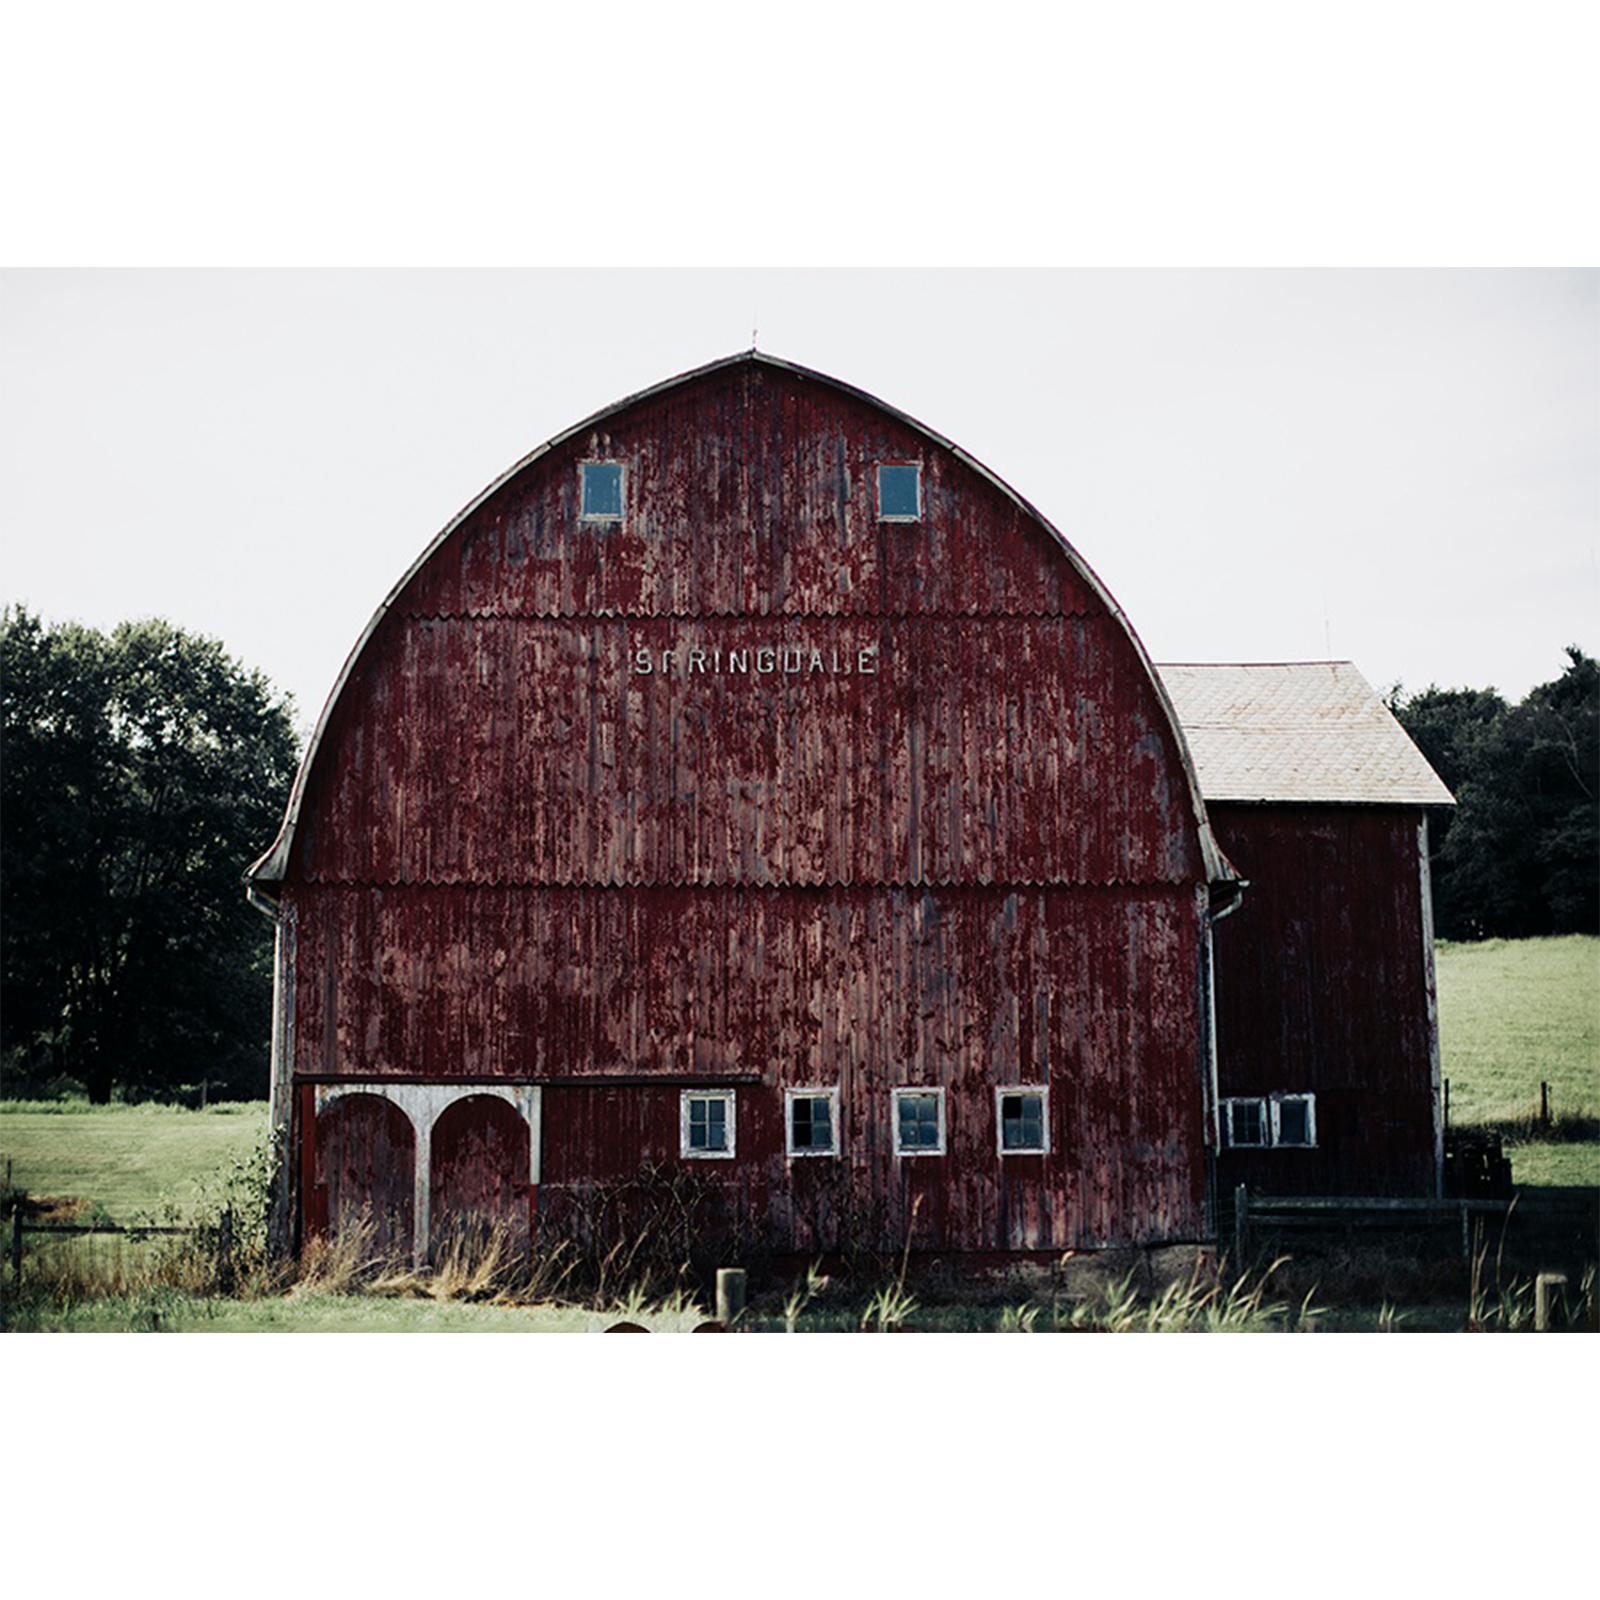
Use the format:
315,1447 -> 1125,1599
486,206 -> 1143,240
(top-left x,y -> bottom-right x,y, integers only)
1,608 -> 299,1102
1,607 -> 1594,1104
1391,646 -> 1598,941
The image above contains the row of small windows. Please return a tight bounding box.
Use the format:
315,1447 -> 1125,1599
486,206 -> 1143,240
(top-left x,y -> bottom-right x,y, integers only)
1220,1093 -> 1317,1150
680,1086 -> 1048,1160
580,461 -> 922,523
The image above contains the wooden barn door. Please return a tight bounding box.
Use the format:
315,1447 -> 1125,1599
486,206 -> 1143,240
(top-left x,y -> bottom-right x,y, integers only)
429,1095 -> 532,1258
314,1094 -> 416,1262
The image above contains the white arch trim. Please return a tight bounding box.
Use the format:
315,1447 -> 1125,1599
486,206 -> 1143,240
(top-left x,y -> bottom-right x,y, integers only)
315,1082 -> 541,1263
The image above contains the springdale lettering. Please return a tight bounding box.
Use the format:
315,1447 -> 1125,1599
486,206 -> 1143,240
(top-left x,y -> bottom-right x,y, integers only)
631,643 -> 880,677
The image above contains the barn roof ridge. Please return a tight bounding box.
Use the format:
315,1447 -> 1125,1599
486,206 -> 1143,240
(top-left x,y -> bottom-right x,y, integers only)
1158,658 -> 1357,668
247,352 -> 1235,892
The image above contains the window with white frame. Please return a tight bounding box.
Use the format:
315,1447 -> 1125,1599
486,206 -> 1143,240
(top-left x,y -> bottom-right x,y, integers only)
785,1088 -> 840,1157
681,1089 -> 735,1159
1222,1093 -> 1316,1149
1221,1096 -> 1267,1149
1270,1093 -> 1316,1148
876,461 -> 921,521
580,460 -> 624,521
997,1087 -> 1048,1155
892,1087 -> 945,1155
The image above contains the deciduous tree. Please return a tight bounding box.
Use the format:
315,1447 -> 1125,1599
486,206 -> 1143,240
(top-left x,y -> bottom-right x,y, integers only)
1394,647 -> 1598,939
1,608 -> 300,1101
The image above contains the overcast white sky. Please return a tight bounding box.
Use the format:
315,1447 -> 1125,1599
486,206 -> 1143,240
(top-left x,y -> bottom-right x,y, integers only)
2,268 -> 1595,736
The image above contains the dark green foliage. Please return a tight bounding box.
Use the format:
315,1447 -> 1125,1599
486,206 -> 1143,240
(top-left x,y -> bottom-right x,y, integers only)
1394,647 -> 1599,939
0,608 -> 299,1102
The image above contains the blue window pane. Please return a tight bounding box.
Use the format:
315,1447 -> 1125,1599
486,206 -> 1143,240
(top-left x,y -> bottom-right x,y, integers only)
877,463 -> 920,519
688,1096 -> 729,1151
900,1095 -> 938,1148
1277,1100 -> 1309,1146
812,1101 -> 832,1147
794,1101 -> 815,1146
793,1098 -> 832,1150
582,461 -> 623,519
1229,1102 -> 1263,1147
1002,1093 -> 1043,1150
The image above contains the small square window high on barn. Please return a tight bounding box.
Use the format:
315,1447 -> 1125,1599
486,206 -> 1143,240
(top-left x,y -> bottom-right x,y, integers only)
1221,1097 -> 1267,1149
893,1087 -> 945,1155
876,462 -> 921,521
580,460 -> 625,521
681,1089 -> 735,1159
997,1088 -> 1048,1154
1271,1093 -> 1316,1148
786,1088 -> 840,1157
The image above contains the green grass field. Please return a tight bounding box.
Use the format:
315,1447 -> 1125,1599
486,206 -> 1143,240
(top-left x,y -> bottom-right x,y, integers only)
1435,935 -> 1600,1125
8,1286 -> 684,1333
0,1100 -> 267,1224
1434,935 -> 1599,1187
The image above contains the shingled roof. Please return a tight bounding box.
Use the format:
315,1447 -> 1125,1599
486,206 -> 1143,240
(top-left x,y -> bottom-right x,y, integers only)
1157,661 -> 1455,806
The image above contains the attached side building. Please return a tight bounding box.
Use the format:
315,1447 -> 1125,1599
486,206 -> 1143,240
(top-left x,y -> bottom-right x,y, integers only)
1160,662 -> 1454,1199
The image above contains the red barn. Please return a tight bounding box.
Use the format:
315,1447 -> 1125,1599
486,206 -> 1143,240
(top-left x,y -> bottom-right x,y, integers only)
1161,663 -> 1453,1198
245,352 -> 1448,1266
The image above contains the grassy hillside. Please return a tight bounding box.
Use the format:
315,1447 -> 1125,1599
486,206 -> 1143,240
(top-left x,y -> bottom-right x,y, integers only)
1435,935 -> 1599,1126
0,1100 -> 267,1224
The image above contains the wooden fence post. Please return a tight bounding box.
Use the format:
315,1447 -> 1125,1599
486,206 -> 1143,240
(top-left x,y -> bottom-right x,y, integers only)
1536,1273 -> 1567,1332
1233,1184 -> 1248,1267
10,1212 -> 22,1290
218,1207 -> 235,1295
716,1267 -> 746,1326
1539,1081 -> 1550,1129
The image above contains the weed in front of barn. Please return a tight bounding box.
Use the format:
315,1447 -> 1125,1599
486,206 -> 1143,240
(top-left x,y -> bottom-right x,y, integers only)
6,1196 -> 1595,1331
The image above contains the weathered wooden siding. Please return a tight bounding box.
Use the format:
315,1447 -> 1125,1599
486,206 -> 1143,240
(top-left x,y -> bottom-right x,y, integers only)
270,356 -> 1216,1255
296,617 -> 1196,889
1209,804 -> 1438,1196
429,1095 -> 532,1253
312,1093 -> 415,1258
287,883 -> 1207,1249
399,364 -> 1100,621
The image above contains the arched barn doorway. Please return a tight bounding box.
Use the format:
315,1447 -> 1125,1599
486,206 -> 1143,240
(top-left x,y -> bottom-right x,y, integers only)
314,1093 -> 416,1261
429,1095 -> 532,1259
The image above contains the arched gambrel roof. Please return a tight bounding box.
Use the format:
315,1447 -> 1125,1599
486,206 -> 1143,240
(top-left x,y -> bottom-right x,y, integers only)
246,351 -> 1236,892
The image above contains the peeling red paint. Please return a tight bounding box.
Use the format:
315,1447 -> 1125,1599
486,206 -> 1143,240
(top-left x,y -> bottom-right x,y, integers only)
314,1093 -> 415,1258
265,355 -> 1219,1257
1211,805 -> 1439,1197
430,1095 -> 532,1254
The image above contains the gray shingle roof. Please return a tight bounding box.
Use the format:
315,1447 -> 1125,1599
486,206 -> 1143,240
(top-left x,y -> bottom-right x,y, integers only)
1157,661 -> 1454,806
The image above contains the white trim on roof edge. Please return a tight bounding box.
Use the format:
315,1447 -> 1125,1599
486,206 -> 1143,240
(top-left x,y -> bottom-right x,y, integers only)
245,351 -> 1236,892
